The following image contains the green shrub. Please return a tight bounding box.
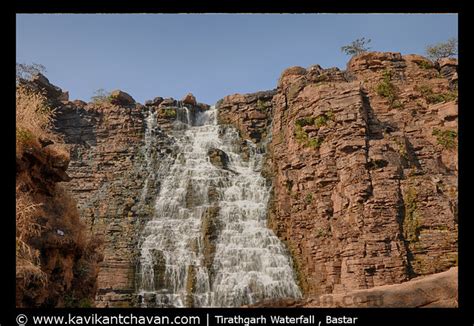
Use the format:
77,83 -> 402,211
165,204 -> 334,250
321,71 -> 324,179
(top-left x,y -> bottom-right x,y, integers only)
163,108 -> 177,118
295,117 -> 315,127
294,124 -> 324,149
376,70 -> 400,108
294,125 -> 309,143
78,298 -> 93,308
425,38 -> 458,61
416,60 -> 433,70
90,88 -> 111,104
256,99 -> 268,111
315,115 -> 329,128
432,128 -> 457,150
305,193 -> 313,204
307,137 -> 324,149
417,85 -> 457,104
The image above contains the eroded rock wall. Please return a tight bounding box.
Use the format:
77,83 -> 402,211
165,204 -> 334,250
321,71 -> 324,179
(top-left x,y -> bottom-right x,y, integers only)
217,52 -> 458,299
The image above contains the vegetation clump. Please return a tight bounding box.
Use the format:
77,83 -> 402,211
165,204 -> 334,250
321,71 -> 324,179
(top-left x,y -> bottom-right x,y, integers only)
16,84 -> 58,158
432,128 -> 457,150
90,88 -> 111,104
163,108 -> 177,118
425,37 -> 458,61
256,99 -> 269,111
416,60 -> 434,70
341,37 -> 371,56
376,70 -> 402,108
16,62 -> 46,82
295,117 -> 315,127
416,85 -> 457,104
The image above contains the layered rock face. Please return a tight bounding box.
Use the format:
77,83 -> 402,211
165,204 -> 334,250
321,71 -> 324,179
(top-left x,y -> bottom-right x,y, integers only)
29,51 -> 457,308
217,52 -> 458,302
54,91 -> 208,307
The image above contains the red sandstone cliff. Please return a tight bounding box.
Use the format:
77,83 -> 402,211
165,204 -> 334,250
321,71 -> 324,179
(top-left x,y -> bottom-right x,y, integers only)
217,52 -> 458,304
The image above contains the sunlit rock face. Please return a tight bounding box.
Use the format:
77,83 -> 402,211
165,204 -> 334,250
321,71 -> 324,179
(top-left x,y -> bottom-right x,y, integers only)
217,52 -> 458,303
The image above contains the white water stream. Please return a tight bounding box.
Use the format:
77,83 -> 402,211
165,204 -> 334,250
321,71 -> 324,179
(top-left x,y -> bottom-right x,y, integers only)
137,105 -> 301,307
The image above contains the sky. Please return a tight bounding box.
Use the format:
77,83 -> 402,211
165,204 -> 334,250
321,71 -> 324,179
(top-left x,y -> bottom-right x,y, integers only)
16,14 -> 458,105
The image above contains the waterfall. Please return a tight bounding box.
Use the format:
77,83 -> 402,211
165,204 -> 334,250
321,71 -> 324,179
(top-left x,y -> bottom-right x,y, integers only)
137,104 -> 301,307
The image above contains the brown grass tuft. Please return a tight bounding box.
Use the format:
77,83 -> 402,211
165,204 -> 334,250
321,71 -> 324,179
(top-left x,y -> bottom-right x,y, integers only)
16,84 -> 59,158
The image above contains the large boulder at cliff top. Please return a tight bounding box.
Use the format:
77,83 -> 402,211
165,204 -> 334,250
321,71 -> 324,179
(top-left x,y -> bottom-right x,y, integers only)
109,90 -> 135,106
182,93 -> 197,106
145,96 -> 164,107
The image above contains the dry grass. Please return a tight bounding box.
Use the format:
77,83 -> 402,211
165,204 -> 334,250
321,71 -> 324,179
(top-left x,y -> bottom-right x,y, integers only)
16,84 -> 59,158
16,184 -> 48,290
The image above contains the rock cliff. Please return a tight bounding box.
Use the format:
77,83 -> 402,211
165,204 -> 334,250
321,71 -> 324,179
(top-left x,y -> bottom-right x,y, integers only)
20,51 -> 458,307
217,52 -> 458,302
54,91 -> 209,307
16,77 -> 101,307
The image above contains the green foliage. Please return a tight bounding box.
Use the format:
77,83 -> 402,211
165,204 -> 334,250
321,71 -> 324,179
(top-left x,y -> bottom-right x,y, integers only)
432,128 -> 457,150
307,137 -> 324,149
78,298 -> 93,308
315,115 -> 329,128
295,117 -> 315,127
90,88 -> 111,103
416,60 -> 434,70
304,193 -> 313,204
294,124 -> 309,143
341,37 -> 371,56
403,187 -> 421,243
296,112 -> 334,130
256,99 -> 268,111
295,124 -> 324,149
376,70 -> 402,108
16,128 -> 33,143
416,85 -> 457,104
425,37 -> 458,61
163,108 -> 177,118
315,227 -> 330,238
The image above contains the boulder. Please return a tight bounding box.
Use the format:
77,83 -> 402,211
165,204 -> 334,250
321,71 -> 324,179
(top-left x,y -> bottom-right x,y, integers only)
145,97 -> 164,107
30,73 -> 63,99
208,148 -> 229,170
182,93 -> 197,106
109,90 -> 135,106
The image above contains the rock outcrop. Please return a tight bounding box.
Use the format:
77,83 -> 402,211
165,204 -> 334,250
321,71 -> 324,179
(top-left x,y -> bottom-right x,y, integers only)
54,99 -> 174,307
218,52 -> 458,303
250,267 -> 458,308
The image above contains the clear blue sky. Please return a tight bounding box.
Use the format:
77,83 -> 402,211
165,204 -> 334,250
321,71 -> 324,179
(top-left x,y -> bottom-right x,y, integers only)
16,14 -> 457,105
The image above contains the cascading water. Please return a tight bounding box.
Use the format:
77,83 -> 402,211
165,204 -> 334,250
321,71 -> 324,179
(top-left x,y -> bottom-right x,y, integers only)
137,103 -> 301,307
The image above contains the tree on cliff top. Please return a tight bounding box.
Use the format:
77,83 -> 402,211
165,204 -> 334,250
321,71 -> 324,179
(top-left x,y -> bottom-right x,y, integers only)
16,63 -> 46,83
341,37 -> 372,56
425,37 -> 458,61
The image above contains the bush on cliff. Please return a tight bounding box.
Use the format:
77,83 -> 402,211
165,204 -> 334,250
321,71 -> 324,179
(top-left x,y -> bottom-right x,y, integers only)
16,84 -> 59,158
425,38 -> 458,61
16,82 -> 102,307
341,37 -> 371,56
